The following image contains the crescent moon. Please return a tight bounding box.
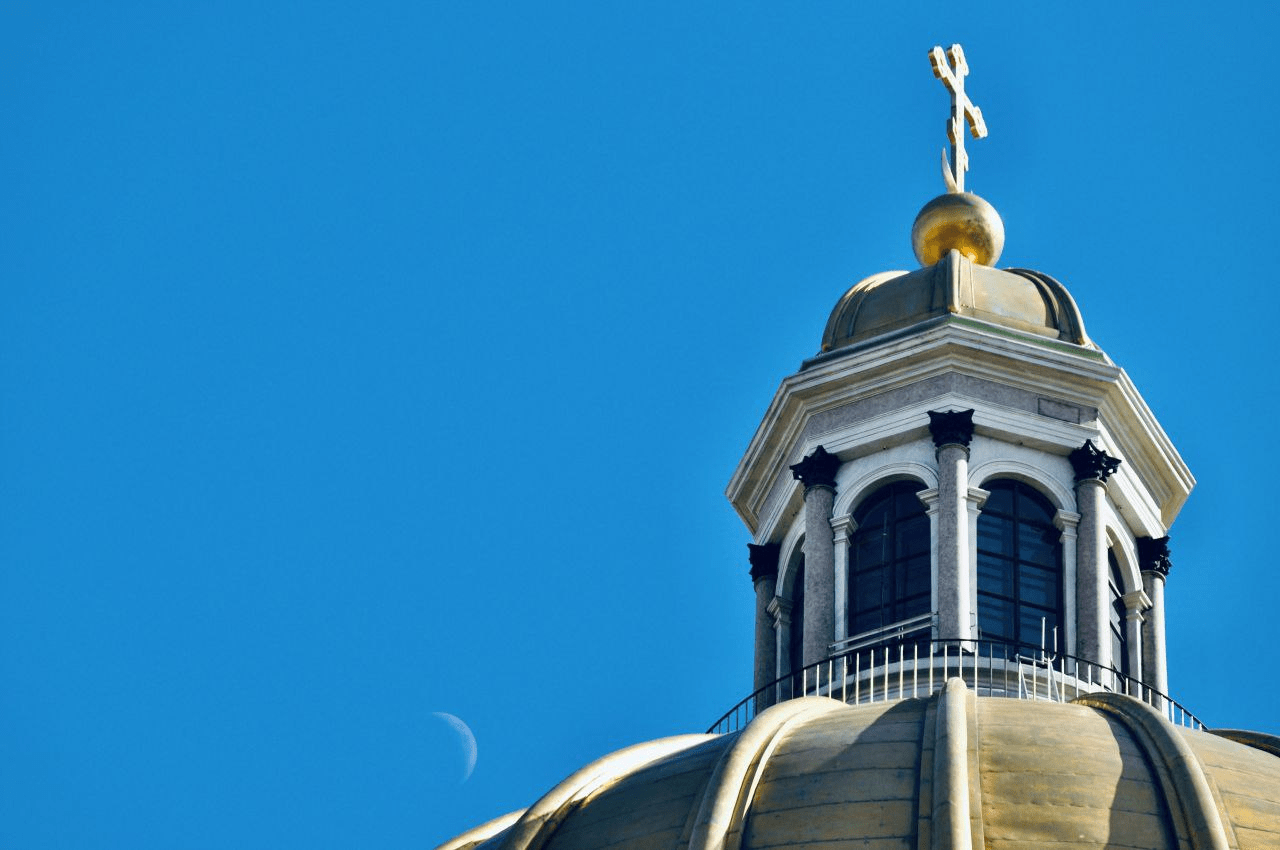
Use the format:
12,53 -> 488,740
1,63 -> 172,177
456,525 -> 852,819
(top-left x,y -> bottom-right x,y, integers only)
432,712 -> 478,783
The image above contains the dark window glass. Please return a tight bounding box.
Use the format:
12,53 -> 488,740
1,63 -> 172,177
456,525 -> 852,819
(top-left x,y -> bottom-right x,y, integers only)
897,514 -> 930,556
1018,564 -> 1058,608
976,480 -> 1062,652
1018,607 -> 1058,648
903,555 -> 930,597
978,556 -> 1014,598
982,595 -> 1015,642
1109,552 -> 1130,676
982,483 -> 1015,514
1018,523 -> 1058,564
977,518 -> 1013,558
848,481 -> 931,638
789,559 -> 804,678
894,487 -> 923,517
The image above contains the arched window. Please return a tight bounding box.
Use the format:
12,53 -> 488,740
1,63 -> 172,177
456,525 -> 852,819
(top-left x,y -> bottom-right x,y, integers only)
848,481 -> 930,637
976,480 -> 1062,651
1109,551 -> 1130,676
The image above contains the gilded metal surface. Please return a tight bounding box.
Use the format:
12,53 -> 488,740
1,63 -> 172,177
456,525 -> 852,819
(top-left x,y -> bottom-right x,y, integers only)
437,686 -> 1280,850
491,734 -> 717,850
911,192 -> 1004,267
818,253 -> 1090,356
931,680 -> 974,850
1074,692 -> 1232,850
689,698 -> 844,850
929,44 -> 987,194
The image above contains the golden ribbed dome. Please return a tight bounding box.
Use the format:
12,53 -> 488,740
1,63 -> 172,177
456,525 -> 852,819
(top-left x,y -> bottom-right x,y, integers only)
438,682 -> 1280,850
818,250 -> 1090,355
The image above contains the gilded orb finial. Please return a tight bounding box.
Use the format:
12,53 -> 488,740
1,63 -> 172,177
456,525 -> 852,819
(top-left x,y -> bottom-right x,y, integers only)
913,44 -> 1003,267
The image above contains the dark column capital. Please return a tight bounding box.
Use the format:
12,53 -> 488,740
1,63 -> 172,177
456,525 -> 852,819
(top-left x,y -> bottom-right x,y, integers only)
1137,536 -> 1172,578
928,409 -> 975,449
748,542 -> 781,583
789,445 -> 841,491
1069,439 -> 1121,483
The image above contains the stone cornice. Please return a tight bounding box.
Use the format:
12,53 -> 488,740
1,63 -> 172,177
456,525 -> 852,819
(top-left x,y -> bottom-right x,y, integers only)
1100,370 -> 1195,527
728,323 -> 1120,520
726,320 -> 1192,536
802,313 -> 1107,373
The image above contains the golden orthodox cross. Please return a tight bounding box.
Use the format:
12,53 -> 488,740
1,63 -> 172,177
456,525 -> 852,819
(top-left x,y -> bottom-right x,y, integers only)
929,44 -> 987,193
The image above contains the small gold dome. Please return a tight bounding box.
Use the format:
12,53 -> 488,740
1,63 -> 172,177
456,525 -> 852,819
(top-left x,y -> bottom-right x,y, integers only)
911,191 -> 1004,266
817,251 -> 1090,355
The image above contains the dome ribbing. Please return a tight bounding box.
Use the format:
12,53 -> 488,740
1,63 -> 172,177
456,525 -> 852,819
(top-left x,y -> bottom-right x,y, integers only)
440,683 -> 1280,850
818,250 -> 1090,356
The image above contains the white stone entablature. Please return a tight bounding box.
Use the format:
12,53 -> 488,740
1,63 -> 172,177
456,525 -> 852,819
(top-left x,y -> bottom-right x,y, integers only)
727,317 -> 1193,542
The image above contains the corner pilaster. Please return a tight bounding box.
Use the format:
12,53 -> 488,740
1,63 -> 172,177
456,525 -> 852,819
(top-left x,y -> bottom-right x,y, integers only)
1053,510 -> 1081,658
830,516 -> 856,642
962,487 -> 989,639
918,488 -> 941,635
1121,589 -> 1151,680
767,596 -> 793,701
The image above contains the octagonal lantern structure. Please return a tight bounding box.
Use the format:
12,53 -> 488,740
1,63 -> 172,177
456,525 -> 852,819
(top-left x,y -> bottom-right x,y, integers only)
729,250 -> 1193,705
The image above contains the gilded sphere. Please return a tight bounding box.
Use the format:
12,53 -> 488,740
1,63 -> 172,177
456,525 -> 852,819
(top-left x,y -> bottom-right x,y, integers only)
911,191 -> 1005,266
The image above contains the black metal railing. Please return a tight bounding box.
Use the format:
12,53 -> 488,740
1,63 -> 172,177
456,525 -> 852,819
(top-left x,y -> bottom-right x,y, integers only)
708,637 -> 1202,734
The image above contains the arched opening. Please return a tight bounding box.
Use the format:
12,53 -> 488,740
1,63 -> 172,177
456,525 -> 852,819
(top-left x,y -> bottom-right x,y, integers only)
776,540 -> 805,688
1108,550 -> 1130,677
789,559 -> 804,681
976,479 -> 1063,652
847,480 -> 930,640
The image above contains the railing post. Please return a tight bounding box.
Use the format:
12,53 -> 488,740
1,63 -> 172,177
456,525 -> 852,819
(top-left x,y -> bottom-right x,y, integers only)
883,646 -> 889,702
898,643 -> 904,700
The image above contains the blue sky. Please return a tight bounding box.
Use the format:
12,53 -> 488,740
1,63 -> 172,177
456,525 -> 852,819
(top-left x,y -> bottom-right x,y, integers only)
2,3 -> 1277,848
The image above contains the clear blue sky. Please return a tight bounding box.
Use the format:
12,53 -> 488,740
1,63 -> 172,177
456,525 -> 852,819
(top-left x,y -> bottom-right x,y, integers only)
2,4 -> 1276,848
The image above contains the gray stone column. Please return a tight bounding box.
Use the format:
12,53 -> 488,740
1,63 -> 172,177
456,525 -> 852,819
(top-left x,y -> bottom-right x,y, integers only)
1069,440 -> 1121,671
1138,536 -> 1171,696
830,516 -> 856,642
768,597 -> 792,701
790,446 -> 841,667
748,542 -> 780,705
929,410 -> 975,641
